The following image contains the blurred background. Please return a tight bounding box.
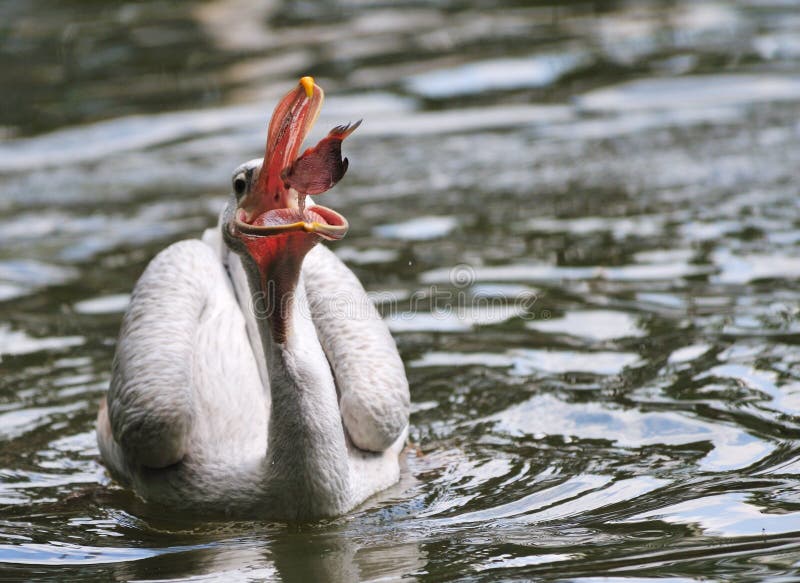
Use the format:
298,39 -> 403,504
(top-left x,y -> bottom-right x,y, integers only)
3,0 -> 800,581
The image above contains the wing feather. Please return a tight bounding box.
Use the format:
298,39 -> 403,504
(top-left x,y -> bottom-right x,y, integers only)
302,244 -> 410,452
103,240 -> 226,469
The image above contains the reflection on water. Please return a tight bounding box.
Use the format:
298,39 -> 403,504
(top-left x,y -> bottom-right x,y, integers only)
3,0 -> 800,581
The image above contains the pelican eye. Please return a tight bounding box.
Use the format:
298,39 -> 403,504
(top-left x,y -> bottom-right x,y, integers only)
233,173 -> 247,196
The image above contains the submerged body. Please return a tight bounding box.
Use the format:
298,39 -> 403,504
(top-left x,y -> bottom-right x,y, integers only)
96,78 -> 410,519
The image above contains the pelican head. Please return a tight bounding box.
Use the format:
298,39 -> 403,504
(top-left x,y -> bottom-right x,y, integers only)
225,76 -> 352,240
223,77 -> 358,341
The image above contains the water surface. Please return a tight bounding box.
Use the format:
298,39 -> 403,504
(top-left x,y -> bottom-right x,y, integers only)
3,1 -> 800,581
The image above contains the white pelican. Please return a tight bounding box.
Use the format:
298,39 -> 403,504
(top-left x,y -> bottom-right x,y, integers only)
96,77 -> 410,519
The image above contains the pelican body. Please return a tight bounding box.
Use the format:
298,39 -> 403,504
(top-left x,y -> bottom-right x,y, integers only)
96,78 -> 410,519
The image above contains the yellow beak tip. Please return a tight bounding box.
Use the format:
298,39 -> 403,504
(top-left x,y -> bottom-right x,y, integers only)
300,76 -> 315,98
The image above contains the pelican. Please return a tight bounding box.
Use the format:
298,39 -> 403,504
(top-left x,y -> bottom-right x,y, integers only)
96,77 -> 410,519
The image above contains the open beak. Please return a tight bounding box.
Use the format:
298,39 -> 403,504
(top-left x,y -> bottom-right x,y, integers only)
234,76 -> 351,242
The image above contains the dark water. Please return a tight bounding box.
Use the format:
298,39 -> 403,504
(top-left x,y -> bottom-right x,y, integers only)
3,0 -> 800,581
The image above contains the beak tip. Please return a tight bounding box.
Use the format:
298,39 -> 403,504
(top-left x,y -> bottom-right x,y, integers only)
300,76 -> 315,98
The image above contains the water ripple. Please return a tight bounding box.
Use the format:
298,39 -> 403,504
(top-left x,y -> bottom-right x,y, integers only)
3,0 -> 800,581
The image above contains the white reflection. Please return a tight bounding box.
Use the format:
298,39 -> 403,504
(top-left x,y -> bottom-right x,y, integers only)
335,247 -> 399,265
357,103 -> 573,137
0,259 -> 78,287
420,262 -> 711,285
712,248 -> 800,284
386,305 -> 524,333
572,578 -> 696,583
578,75 -> 800,111
0,325 -> 84,357
488,394 -> 773,471
527,310 -> 644,342
374,216 -> 458,241
74,294 -> 131,315
668,344 -> 711,364
514,476 -> 668,524
755,32 -> 800,60
0,402 -> 86,441
428,474 -> 611,525
696,364 -> 780,399
411,349 -> 640,375
538,106 -> 741,140
526,215 -> 665,239
405,52 -> 591,98
475,553 -> 574,572
0,283 -> 27,302
625,493 -> 800,537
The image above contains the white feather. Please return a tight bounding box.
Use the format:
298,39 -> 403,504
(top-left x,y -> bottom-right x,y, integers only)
97,217 -> 410,518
